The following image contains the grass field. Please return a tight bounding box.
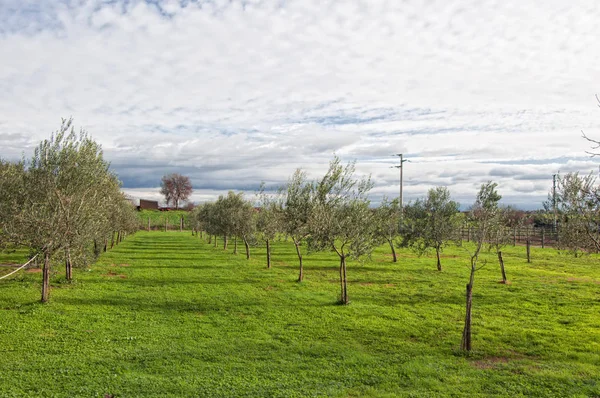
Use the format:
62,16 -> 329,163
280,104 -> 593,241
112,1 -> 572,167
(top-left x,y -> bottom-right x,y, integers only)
137,210 -> 191,231
0,231 -> 599,397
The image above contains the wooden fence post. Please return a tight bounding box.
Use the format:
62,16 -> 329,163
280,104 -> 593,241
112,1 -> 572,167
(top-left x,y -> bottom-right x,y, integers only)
541,228 -> 545,249
526,239 -> 531,263
180,215 -> 183,232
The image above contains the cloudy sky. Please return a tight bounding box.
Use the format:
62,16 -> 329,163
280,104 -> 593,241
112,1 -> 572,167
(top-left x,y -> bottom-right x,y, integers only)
1,0 -> 599,209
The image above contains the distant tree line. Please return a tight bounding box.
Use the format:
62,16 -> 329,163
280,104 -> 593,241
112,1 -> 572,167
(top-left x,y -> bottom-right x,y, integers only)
0,119 -> 138,302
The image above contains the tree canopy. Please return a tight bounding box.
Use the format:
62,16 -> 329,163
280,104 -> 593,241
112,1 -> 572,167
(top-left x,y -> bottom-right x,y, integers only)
160,173 -> 193,209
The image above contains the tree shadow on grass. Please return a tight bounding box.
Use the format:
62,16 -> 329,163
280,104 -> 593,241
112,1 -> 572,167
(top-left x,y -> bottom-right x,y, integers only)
85,276 -> 265,286
57,296 -> 337,313
106,255 -> 226,262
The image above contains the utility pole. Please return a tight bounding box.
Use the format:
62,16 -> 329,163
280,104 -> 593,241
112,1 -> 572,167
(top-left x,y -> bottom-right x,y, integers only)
552,173 -> 557,232
393,154 -> 408,212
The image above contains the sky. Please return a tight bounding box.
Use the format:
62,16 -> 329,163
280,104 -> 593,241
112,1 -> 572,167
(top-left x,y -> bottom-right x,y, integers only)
1,0 -> 599,209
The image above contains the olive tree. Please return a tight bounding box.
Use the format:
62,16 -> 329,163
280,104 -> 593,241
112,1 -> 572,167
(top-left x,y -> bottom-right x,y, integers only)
213,191 -> 255,258
487,206 -> 519,283
10,119 -> 124,302
373,196 -> 401,262
214,192 -> 237,250
198,202 -> 221,245
281,169 -> 314,282
232,194 -> 256,259
403,187 -> 461,271
548,172 -> 600,256
461,181 -> 502,351
255,184 -> 283,268
309,157 -> 376,304
0,160 -> 26,251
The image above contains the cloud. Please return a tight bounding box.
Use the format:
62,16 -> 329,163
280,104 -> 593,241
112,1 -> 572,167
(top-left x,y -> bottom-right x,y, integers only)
0,0 -> 599,210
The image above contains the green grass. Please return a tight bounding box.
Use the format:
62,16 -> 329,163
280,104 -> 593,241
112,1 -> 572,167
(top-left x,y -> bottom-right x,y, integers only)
137,209 -> 190,230
0,247 -> 30,266
0,232 -> 599,397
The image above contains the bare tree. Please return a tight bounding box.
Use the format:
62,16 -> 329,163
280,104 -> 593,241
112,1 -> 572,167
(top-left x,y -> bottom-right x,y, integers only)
461,181 -> 502,352
581,94 -> 600,156
160,173 -> 193,209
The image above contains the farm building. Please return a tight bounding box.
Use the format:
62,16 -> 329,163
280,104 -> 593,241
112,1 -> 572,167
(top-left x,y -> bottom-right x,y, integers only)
138,199 -> 159,211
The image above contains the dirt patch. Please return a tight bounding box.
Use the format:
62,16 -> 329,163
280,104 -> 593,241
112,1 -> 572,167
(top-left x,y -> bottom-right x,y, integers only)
384,284 -> 395,288
567,277 -> 600,285
119,263 -> 131,267
26,268 -> 42,273
264,285 -> 274,291
471,357 -> 510,370
103,270 -> 126,278
497,280 -> 511,285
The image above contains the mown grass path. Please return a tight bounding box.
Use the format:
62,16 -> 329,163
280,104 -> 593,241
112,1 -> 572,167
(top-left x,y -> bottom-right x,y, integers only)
0,231 -> 599,397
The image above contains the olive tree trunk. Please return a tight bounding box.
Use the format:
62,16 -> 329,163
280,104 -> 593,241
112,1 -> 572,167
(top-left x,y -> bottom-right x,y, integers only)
339,255 -> 349,304
243,237 -> 250,259
498,251 -> 507,283
388,239 -> 397,263
436,246 -> 442,271
460,261 -> 476,351
65,247 -> 72,281
294,239 -> 304,282
266,239 -> 271,269
41,251 -> 51,303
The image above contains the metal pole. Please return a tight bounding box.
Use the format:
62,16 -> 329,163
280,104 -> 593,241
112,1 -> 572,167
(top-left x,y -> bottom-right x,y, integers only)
553,174 -> 557,232
393,154 -> 408,213
400,153 -> 403,212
